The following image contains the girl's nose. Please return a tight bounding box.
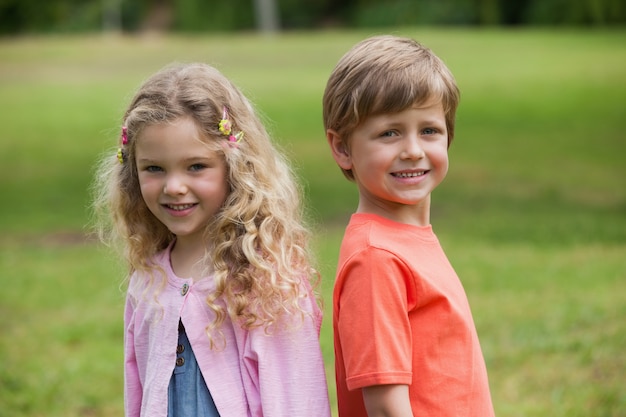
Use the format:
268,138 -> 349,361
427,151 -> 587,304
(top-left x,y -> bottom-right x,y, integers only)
163,175 -> 187,195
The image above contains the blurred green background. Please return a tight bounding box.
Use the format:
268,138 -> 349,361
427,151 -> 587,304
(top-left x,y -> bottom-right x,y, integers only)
2,0 -> 624,34
1,1 -> 625,416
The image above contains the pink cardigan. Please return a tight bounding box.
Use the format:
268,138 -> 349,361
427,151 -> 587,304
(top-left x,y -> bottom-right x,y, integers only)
124,246 -> 331,417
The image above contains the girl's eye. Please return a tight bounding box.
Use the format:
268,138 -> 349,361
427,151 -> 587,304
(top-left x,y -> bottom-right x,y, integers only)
189,163 -> 206,172
146,165 -> 162,172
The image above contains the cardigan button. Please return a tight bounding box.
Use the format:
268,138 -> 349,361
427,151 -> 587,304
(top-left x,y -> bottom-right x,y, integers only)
181,283 -> 189,296
176,357 -> 185,367
176,344 -> 185,354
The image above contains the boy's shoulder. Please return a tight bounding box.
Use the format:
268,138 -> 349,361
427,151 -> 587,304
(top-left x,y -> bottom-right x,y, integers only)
344,213 -> 436,243
340,213 -> 439,260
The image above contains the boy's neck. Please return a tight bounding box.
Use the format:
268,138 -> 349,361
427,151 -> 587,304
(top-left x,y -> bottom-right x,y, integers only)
356,195 -> 431,227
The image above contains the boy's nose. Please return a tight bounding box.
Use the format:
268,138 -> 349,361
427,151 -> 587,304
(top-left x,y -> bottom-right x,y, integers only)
401,136 -> 425,160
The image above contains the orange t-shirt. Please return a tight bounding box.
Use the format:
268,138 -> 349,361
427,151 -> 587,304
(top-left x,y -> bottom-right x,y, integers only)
333,213 -> 494,416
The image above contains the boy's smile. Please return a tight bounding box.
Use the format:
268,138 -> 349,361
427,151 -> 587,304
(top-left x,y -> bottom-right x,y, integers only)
328,100 -> 449,225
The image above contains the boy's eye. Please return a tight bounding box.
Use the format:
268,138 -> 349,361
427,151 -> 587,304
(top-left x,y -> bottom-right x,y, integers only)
422,127 -> 438,135
381,130 -> 398,137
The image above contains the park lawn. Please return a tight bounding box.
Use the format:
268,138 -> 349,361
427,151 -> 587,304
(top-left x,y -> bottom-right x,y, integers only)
2,233 -> 624,416
1,28 -> 625,416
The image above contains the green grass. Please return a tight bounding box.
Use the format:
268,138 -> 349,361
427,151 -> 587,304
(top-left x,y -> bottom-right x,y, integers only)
0,244 -> 123,416
0,28 -> 625,416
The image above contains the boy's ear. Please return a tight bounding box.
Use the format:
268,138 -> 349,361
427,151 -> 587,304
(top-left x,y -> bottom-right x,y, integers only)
326,129 -> 352,170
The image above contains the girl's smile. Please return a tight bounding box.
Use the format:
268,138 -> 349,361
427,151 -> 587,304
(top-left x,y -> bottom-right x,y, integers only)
162,203 -> 198,216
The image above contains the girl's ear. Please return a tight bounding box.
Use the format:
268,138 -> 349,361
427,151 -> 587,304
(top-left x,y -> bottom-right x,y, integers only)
326,129 -> 352,171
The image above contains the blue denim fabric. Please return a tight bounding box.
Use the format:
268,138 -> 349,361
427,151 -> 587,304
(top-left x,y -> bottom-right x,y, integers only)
168,322 -> 220,417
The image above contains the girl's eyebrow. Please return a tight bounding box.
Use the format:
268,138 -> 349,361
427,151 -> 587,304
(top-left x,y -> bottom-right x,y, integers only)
136,156 -> 216,164
182,156 -> 219,165
136,157 -> 159,164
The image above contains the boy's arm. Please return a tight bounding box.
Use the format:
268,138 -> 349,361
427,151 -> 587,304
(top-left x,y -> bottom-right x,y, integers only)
362,384 -> 413,417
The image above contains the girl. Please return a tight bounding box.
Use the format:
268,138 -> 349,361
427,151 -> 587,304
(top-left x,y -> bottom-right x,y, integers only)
93,63 -> 331,417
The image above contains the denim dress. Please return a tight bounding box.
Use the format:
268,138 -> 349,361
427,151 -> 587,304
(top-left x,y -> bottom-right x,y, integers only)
168,321 -> 220,417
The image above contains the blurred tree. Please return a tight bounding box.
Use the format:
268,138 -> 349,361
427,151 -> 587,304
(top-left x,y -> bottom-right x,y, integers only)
143,0 -> 172,31
277,0 -> 337,28
254,0 -> 280,32
349,0 -> 478,26
172,0 -> 254,32
0,0 -> 624,34
525,0 -> 625,24
102,0 -> 122,32
476,0 -> 501,25
498,0 -> 531,24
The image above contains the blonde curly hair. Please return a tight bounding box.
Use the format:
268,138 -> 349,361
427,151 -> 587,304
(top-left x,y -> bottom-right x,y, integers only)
93,63 -> 318,336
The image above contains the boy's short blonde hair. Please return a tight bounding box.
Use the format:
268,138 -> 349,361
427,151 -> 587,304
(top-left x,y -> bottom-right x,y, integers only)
323,35 -> 460,180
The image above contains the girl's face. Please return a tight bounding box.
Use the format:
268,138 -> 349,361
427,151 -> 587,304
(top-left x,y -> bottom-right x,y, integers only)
328,99 -> 449,226
135,117 -> 229,249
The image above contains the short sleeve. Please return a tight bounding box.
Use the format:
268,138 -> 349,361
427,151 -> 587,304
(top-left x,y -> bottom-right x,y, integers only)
336,248 -> 415,390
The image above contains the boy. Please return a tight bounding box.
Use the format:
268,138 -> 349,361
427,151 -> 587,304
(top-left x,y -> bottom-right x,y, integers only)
323,35 -> 495,416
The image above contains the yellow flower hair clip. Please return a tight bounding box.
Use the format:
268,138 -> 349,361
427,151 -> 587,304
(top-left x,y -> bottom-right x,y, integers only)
117,126 -> 128,164
219,107 -> 244,147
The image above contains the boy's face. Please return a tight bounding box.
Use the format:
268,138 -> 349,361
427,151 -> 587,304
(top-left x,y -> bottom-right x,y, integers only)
328,100 -> 449,224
